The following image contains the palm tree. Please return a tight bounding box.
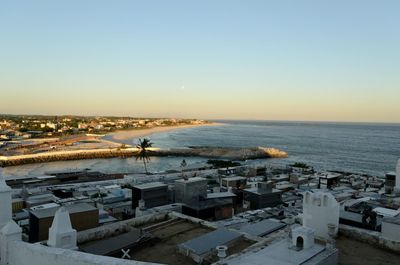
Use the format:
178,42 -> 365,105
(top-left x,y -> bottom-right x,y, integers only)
135,138 -> 153,174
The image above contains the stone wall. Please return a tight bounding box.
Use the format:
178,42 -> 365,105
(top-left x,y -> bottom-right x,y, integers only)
78,212 -> 168,244
339,224 -> 400,252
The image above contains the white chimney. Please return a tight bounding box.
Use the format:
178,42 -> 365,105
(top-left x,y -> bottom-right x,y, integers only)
216,245 -> 228,260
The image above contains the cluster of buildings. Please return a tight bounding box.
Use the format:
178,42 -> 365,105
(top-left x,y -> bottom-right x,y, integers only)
0,116 -> 206,141
0,159 -> 400,264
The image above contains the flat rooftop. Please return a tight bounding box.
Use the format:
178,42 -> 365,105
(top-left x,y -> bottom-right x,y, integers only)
244,187 -> 281,195
132,182 -> 167,190
222,176 -> 247,181
130,218 -> 213,265
225,239 -> 326,265
206,192 -> 236,199
179,229 -> 242,256
237,219 -> 286,237
175,177 -> 207,184
30,203 -> 97,219
319,174 -> 340,179
80,230 -> 142,256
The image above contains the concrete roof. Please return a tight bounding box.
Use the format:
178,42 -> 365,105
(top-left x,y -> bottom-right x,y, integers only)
30,203 -> 97,219
319,174 -> 340,179
80,229 -> 142,255
373,207 -> 400,218
206,192 -> 237,199
226,239 -> 325,265
238,219 -> 286,237
175,177 -> 207,183
179,229 -> 241,256
185,198 -> 233,210
133,182 -> 167,190
222,176 -> 247,181
244,187 -> 281,195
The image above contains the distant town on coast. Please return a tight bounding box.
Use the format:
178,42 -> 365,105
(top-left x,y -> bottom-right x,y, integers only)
0,114 -> 210,139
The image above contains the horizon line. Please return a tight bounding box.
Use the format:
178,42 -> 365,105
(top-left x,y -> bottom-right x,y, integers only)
1,112 -> 399,126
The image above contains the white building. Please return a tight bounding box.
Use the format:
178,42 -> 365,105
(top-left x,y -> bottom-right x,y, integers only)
46,122 -> 57,130
302,191 -> 340,240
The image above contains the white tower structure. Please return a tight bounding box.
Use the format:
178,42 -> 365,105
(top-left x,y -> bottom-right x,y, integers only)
303,191 -> 339,241
47,207 -> 77,250
0,168 -> 12,230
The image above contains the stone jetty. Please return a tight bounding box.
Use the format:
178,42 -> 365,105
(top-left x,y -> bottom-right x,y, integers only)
0,146 -> 288,167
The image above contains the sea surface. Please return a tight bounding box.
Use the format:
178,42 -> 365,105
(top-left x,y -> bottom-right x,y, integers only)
3,121 -> 400,179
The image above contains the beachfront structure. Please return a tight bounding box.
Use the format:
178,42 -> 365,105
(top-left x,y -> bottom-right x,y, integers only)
303,191 -> 340,240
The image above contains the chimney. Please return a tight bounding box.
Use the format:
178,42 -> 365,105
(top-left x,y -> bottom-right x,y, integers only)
216,245 -> 228,261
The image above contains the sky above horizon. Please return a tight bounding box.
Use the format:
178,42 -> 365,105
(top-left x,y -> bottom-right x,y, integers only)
1,1 -> 399,123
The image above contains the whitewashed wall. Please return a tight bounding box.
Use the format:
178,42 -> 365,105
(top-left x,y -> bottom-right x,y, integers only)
382,220 -> 400,242
8,241 -> 162,265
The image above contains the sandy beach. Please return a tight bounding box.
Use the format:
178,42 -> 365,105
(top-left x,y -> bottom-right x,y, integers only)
107,122 -> 224,141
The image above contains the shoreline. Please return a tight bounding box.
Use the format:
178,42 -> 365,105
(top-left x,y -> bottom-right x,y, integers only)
106,122 -> 225,142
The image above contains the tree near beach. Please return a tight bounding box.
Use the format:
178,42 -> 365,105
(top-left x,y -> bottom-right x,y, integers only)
135,138 -> 153,175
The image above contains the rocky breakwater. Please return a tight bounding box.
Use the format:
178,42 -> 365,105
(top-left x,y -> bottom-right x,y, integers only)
0,148 -> 137,167
155,146 -> 288,160
0,146 -> 288,167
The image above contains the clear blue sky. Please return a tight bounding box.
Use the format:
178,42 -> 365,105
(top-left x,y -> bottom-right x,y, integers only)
1,1 -> 399,122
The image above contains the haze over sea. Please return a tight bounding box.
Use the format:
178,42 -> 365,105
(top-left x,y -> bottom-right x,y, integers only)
3,121 -> 400,179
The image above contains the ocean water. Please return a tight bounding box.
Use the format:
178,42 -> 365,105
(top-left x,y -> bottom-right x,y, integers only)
3,121 -> 400,178
150,120 -> 400,176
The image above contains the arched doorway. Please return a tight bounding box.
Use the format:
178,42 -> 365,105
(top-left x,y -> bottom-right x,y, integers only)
296,236 -> 304,249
